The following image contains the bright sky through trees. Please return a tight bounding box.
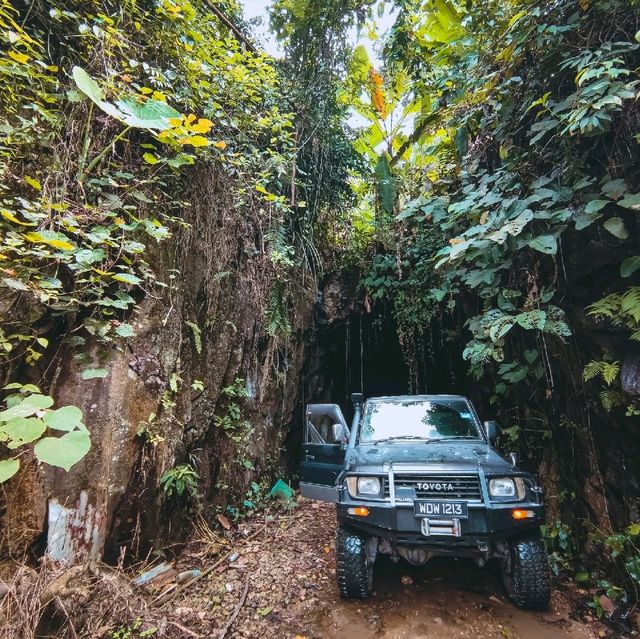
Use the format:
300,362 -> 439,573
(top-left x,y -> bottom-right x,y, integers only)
239,0 -> 396,64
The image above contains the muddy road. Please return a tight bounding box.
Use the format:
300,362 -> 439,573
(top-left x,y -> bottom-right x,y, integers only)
310,555 -> 591,639
157,500 -> 597,639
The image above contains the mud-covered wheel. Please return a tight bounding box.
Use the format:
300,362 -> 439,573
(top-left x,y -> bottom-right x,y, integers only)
501,534 -> 551,610
336,526 -> 375,599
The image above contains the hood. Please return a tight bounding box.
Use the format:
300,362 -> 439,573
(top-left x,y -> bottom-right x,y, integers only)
346,440 -> 514,475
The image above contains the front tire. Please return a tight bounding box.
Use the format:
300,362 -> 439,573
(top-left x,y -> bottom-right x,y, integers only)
501,534 -> 551,610
336,526 -> 375,599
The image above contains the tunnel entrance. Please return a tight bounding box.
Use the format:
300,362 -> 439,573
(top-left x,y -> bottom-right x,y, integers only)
283,278 -> 475,477
297,301 -> 473,424
299,306 -> 408,424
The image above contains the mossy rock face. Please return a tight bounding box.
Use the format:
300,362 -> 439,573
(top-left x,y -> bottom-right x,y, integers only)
0,458 -> 46,558
621,355 -> 640,397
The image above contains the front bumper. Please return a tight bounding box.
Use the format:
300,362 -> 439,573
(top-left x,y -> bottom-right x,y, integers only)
336,479 -> 544,555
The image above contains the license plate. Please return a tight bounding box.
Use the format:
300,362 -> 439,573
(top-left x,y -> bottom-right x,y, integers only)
414,500 -> 468,519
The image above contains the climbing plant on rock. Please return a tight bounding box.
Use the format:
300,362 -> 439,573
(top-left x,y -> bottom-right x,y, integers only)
343,0 -> 640,581
0,0 -> 298,484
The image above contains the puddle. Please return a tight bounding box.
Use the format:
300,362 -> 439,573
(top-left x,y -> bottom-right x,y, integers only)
310,557 -> 594,639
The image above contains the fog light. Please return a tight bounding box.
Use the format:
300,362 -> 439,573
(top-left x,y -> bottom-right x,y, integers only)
348,507 -> 369,517
512,509 -> 534,520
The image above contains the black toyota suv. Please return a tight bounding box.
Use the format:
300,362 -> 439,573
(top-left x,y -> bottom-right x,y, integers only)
299,394 -> 551,610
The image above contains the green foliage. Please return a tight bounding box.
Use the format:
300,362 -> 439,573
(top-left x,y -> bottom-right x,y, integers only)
588,288 -> 640,340
269,0 -> 368,270
542,519 -> 576,577
159,463 -> 199,500
341,0 -> 640,424
587,523 -> 640,606
0,383 -> 90,480
583,359 -> 625,412
1,0 -> 298,387
583,361 -> 620,386
599,389 -> 624,413
265,281 -> 292,338
586,580 -> 625,619
110,618 -> 157,639
214,378 -> 254,468
136,413 -> 164,446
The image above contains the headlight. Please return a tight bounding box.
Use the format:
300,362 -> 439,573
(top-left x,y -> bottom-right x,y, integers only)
358,477 -> 381,496
346,476 -> 382,497
489,477 -> 526,499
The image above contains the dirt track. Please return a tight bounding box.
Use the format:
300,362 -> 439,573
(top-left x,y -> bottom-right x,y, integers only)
158,499 -> 598,639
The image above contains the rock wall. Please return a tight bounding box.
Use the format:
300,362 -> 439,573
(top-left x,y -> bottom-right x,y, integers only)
0,165 -> 316,562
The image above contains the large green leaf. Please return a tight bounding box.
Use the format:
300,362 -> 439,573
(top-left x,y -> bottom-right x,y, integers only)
527,235 -> 557,255
601,179 -> 627,201
75,248 -> 106,265
115,97 -> 181,130
618,193 -> 640,210
72,67 -> 177,131
34,431 -> 91,471
489,209 -> 533,243
0,395 -> 54,421
43,406 -> 83,432
515,310 -> 547,330
72,66 -> 124,121
115,323 -> 136,338
375,155 -> 395,214
0,458 -> 20,483
585,199 -> 609,215
23,230 -> 75,251
1,417 -> 46,448
573,208 -> 602,230
81,368 -> 108,380
621,256 -> 640,278
603,217 -> 629,239
112,272 -> 142,285
72,66 -> 106,103
489,317 -> 515,342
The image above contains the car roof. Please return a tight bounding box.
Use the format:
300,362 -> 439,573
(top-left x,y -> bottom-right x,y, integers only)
365,394 -> 469,403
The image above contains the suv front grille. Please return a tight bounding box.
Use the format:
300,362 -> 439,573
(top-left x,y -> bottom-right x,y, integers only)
387,474 -> 482,501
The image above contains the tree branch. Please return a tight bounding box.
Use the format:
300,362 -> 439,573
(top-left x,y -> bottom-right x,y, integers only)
389,113 -> 439,167
204,1 -> 257,54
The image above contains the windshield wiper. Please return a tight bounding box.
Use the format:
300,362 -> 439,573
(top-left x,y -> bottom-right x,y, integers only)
371,436 -> 431,445
369,435 -> 482,445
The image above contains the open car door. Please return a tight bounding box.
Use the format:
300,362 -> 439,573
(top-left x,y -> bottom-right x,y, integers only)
299,403 -> 349,503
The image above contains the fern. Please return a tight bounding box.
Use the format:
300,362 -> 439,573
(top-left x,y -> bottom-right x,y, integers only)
266,220 -> 295,269
600,390 -> 624,413
583,361 -> 605,382
265,281 -> 291,337
588,288 -> 640,327
620,287 -> 640,323
583,360 -> 620,385
602,361 -> 620,385
587,293 -> 622,320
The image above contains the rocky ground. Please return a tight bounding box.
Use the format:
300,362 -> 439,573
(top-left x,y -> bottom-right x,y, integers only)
131,500 -> 610,639
5,498 -> 631,639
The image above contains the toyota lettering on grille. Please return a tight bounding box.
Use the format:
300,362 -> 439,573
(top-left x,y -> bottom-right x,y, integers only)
417,482 -> 455,492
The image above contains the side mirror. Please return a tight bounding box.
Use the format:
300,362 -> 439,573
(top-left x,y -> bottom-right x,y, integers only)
332,423 -> 348,443
484,420 -> 499,445
509,452 -> 519,467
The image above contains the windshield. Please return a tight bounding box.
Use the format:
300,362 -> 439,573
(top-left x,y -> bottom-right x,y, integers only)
360,399 -> 482,443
